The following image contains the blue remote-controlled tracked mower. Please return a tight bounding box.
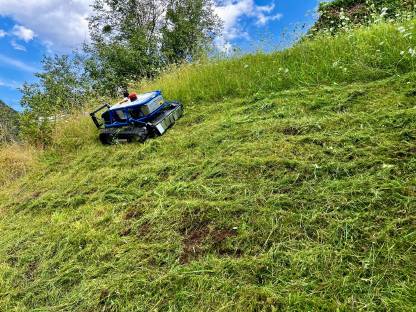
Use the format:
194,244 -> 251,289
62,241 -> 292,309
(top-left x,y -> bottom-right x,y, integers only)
90,91 -> 183,145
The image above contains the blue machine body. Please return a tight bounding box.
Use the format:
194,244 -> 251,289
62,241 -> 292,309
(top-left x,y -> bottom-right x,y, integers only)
104,90 -> 168,129
90,90 -> 183,144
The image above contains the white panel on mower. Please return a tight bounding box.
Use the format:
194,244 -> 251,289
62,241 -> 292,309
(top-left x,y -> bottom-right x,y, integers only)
110,91 -> 164,115
139,95 -> 164,115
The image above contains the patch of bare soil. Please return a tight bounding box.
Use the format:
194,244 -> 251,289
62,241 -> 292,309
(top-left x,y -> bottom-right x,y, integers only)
283,126 -> 302,136
137,222 -> 151,238
25,261 -> 38,280
123,209 -> 143,220
179,225 -> 237,264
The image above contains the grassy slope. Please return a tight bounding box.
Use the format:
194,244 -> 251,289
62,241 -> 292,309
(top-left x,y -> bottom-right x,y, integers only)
139,20 -> 416,103
0,22 -> 416,311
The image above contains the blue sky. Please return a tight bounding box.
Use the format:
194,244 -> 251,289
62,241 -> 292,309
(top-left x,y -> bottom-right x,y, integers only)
0,0 -> 326,111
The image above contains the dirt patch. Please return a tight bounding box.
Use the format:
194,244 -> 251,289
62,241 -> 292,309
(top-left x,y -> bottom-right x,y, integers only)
211,229 -> 237,244
179,226 -> 210,264
25,261 -> 38,280
123,209 -> 143,220
214,229 -> 242,257
137,222 -> 151,238
283,126 -> 302,136
179,225 -> 238,264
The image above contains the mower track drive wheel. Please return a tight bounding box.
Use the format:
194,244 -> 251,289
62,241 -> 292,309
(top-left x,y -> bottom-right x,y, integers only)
127,127 -> 148,143
99,131 -> 114,145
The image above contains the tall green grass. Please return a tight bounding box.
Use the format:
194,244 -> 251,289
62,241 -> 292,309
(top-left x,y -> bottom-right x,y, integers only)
141,20 -> 416,103
1,73 -> 415,311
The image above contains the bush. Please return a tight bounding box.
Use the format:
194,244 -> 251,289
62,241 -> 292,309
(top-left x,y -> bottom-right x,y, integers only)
314,0 -> 416,34
19,55 -> 91,146
18,111 -> 54,147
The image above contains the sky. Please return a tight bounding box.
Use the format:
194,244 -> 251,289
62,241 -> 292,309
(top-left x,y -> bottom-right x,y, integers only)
0,0 -> 327,111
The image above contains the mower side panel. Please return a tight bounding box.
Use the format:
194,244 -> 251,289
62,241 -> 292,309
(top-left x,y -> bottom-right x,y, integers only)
99,126 -> 148,145
149,102 -> 183,135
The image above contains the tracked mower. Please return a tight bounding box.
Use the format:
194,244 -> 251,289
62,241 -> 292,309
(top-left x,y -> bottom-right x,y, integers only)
90,91 -> 183,145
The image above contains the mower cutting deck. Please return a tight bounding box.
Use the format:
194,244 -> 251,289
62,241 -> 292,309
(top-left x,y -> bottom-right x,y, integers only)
90,91 -> 183,145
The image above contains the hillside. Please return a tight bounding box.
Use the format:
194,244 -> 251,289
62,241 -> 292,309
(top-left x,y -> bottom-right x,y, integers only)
0,19 -> 415,311
0,100 -> 19,142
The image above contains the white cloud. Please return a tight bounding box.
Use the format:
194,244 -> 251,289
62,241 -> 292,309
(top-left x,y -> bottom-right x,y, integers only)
0,78 -> 20,89
11,25 -> 35,42
214,0 -> 282,52
0,0 -> 92,52
254,4 -> 282,26
11,39 -> 27,51
0,29 -> 6,38
0,0 -> 282,53
0,53 -> 39,72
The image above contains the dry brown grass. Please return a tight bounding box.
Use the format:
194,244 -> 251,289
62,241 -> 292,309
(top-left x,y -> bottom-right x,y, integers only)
50,113 -> 97,152
0,144 -> 38,186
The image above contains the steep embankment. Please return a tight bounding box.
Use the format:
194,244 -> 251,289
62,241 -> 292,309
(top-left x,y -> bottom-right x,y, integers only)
0,21 -> 415,311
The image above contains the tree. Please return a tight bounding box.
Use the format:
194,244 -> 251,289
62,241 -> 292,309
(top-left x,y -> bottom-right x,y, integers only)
19,54 -> 91,145
86,0 -> 221,94
161,0 -> 220,63
20,54 -> 89,115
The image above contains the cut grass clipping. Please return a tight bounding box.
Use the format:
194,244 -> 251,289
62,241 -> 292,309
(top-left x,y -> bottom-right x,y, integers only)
0,19 -> 415,311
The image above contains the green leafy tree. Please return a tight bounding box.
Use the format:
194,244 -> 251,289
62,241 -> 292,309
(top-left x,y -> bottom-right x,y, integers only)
86,0 -> 221,94
20,55 -> 89,115
17,0 -> 222,144
161,0 -> 220,64
19,54 -> 91,145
